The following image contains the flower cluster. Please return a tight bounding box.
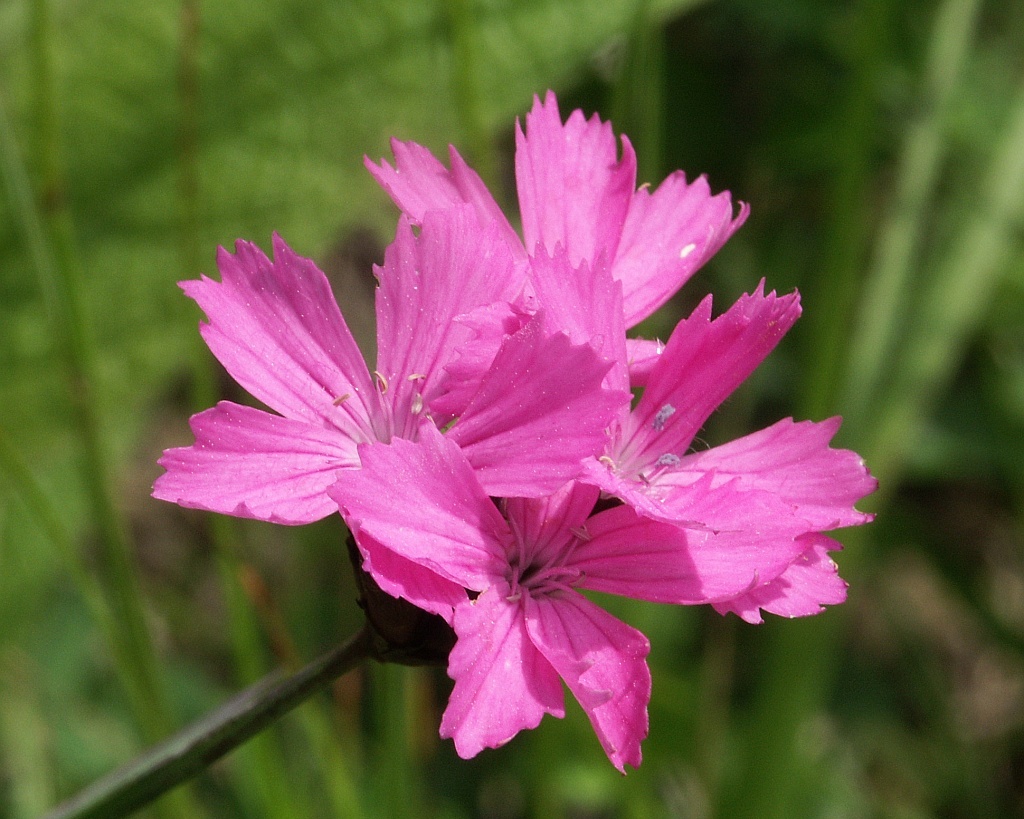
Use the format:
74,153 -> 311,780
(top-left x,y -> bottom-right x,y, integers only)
155,91 -> 875,771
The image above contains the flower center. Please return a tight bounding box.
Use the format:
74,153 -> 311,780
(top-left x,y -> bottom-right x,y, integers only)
503,506 -> 582,600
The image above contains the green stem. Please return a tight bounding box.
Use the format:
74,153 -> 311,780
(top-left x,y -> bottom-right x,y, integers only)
42,626 -> 375,819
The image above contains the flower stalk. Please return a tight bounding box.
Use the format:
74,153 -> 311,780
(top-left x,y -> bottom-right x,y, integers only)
43,626 -> 375,819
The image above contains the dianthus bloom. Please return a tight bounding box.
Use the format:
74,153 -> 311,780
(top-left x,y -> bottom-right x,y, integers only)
333,424 -> 856,770
340,91 -> 875,766
154,206 -> 625,524
366,90 -> 747,332
156,90 -> 876,772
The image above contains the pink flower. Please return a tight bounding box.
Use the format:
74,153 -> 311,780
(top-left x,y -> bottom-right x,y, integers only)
581,284 -> 876,621
366,91 -> 748,329
331,424 -> 853,770
521,238 -> 875,623
154,206 -> 626,523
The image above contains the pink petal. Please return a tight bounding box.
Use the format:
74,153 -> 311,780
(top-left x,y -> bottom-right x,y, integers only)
441,587 -> 564,758
186,235 -> 377,430
515,91 -> 636,268
525,591 -> 650,772
503,482 -> 601,570
527,247 -> 629,394
448,317 -> 628,497
374,209 -> 524,437
664,417 -> 877,531
153,401 -> 357,524
571,502 -> 809,604
365,140 -> 523,256
625,337 -> 665,388
351,529 -> 467,624
616,285 -> 801,471
713,535 -> 848,623
615,174 -> 749,327
428,301 -> 533,421
329,424 -> 510,591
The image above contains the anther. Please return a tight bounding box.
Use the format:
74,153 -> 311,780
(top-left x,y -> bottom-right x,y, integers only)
332,393 -> 351,406
652,404 -> 676,431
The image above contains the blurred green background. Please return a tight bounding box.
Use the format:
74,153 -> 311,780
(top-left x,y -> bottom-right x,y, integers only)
2,0 -> 1023,816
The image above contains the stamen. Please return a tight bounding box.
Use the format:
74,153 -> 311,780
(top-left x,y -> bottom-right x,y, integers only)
411,393 -> 424,415
526,564 -> 583,596
652,403 -> 676,431
332,393 -> 351,406
407,373 -> 426,381
598,454 -> 616,467
656,453 -> 681,467
569,525 -> 592,542
373,371 -> 389,393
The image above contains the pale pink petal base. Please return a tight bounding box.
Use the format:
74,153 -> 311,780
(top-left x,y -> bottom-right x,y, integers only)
625,337 -> 665,387
374,209 -> 523,438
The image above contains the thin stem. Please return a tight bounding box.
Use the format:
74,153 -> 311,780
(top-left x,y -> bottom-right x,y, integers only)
43,626 -> 375,819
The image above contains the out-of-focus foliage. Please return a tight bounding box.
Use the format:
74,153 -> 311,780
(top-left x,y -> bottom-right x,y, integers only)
1,0 -> 1023,817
